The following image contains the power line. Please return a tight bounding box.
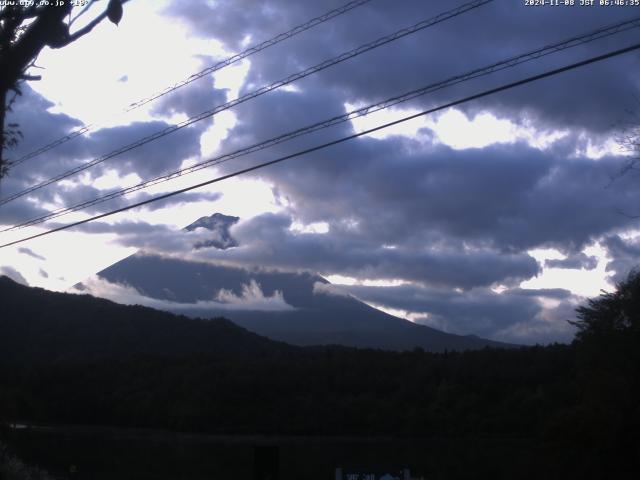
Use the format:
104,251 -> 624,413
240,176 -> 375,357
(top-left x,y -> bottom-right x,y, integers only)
6,0 -> 375,170
3,14 -> 639,233
0,0 -> 493,208
2,40 -> 638,250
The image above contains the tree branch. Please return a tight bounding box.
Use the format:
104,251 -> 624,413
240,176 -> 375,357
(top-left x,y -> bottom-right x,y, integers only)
65,10 -> 108,44
0,5 -> 40,21
0,0 -> 129,178
68,0 -> 99,28
65,0 -> 131,45
19,74 -> 41,81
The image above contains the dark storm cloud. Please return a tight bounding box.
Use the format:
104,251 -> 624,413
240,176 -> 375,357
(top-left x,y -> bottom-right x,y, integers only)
601,234 -> 640,284
53,219 -> 201,251
342,283 -> 540,333
0,179 -> 132,229
176,212 -> 541,290
57,188 -> 221,219
18,247 -> 46,261
82,120 -> 205,179
1,164 -> 218,234
545,252 -> 599,270
69,189 -> 222,219
59,219 -> 175,236
53,185 -> 219,221
4,84 -> 85,165
249,134 -> 637,253
47,190 -> 222,235
222,87 -> 349,154
0,203 -> 47,228
103,209 -> 538,291
2,85 -> 95,205
332,282 -> 578,343
165,0 -> 640,136
140,191 -> 223,212
8,0 -> 635,250
150,73 -> 228,119
507,287 -> 573,300
0,266 -> 28,286
2,84 -> 210,230
190,59 -> 639,257
91,71 -> 640,295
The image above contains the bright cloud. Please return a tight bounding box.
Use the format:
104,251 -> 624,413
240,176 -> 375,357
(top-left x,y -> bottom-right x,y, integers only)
74,276 -> 294,312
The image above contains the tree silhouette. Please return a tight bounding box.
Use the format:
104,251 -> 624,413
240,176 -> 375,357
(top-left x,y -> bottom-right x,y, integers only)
567,270 -> 640,473
573,269 -> 640,342
571,270 -> 640,404
0,0 -> 128,178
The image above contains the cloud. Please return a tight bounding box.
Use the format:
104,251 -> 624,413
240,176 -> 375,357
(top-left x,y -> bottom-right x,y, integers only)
545,252 -> 599,270
74,275 -> 294,313
329,282 -> 579,344
18,247 -> 46,261
166,0 -> 640,137
507,287 -> 572,300
118,211 -> 541,290
205,72 -> 639,258
216,279 -> 294,311
4,84 -> 84,165
496,296 -> 579,346
312,281 -> 353,298
273,139 -> 632,253
0,266 -> 29,286
601,234 -> 640,284
69,214 -> 233,253
150,73 -> 228,119
82,119 -> 205,179
185,212 -> 239,250
2,85 -> 211,227
0,193 -> 51,227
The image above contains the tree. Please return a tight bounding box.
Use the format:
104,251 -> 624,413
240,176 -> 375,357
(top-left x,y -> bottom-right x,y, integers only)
569,270 -> 640,473
572,269 -> 640,376
573,269 -> 640,342
0,0 -> 127,178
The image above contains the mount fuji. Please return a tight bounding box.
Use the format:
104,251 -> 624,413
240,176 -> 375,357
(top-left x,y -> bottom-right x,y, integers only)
80,213 -> 513,351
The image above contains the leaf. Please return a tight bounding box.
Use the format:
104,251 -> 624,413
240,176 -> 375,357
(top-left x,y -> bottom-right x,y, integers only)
107,0 -> 123,26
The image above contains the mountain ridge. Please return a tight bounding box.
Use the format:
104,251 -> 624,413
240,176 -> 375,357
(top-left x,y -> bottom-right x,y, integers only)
95,252 -> 516,351
0,275 -> 294,365
184,212 -> 239,250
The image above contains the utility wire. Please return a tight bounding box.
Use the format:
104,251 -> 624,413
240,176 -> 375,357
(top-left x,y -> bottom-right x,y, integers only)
0,0 -> 493,207
6,0 -> 375,170
2,41 -> 638,250
3,14 -> 638,233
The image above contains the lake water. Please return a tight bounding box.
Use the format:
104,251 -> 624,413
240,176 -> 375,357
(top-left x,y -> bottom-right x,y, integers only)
3,426 -> 545,480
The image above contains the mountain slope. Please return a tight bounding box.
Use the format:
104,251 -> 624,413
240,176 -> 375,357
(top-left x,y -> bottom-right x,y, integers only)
0,275 -> 292,365
95,251 -> 514,352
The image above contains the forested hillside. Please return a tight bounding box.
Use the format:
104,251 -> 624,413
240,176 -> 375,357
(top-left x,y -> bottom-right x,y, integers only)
1,274 -> 639,476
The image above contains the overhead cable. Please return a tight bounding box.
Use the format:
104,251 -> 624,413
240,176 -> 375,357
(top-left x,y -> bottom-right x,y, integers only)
0,0 -> 493,207
2,40 -> 638,249
4,14 -> 638,232
6,0 -> 376,170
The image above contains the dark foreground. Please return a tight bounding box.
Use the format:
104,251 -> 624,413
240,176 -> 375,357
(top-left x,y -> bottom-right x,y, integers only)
0,425 -> 593,480
1,275 -> 639,478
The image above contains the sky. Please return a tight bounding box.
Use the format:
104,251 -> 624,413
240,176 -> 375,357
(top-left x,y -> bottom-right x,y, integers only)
2,0 -> 640,344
